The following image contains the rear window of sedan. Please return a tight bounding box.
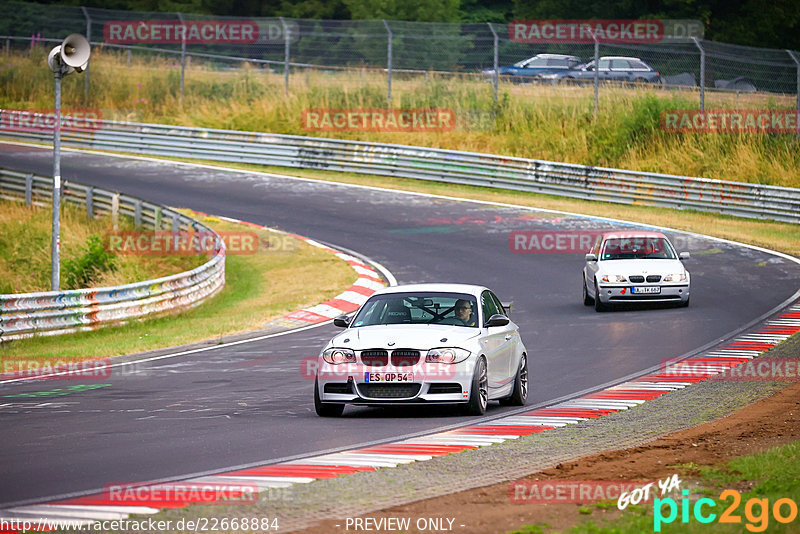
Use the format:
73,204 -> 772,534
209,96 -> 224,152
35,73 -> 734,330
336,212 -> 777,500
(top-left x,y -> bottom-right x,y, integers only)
601,237 -> 677,260
351,292 -> 478,328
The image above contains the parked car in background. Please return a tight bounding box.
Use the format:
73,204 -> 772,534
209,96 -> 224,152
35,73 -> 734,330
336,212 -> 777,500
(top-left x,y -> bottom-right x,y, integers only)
539,56 -> 661,84
483,53 -> 582,80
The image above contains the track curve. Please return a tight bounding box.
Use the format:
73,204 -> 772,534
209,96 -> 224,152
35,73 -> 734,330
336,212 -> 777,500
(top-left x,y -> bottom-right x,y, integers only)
1,142 -> 798,506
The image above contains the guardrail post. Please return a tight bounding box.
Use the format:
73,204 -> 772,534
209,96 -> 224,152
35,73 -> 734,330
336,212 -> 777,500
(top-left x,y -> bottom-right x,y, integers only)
5,38 -> 9,56
81,7 -> 91,106
171,213 -> 180,249
25,173 -> 32,206
126,47 -> 131,66
111,193 -> 119,230
177,12 -> 186,104
134,199 -> 142,228
693,37 -> 705,112
383,20 -> 392,104
279,17 -> 290,96
86,186 -> 93,218
593,32 -> 599,117
155,206 -> 162,230
787,50 -> 800,139
487,22 -> 499,104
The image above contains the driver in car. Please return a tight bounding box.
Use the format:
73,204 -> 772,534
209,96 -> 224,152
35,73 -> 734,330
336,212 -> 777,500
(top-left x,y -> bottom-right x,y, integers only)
454,299 -> 476,327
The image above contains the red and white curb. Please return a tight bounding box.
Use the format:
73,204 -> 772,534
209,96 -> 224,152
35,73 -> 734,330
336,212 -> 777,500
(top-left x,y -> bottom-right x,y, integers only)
214,217 -> 386,327
2,302 -> 797,530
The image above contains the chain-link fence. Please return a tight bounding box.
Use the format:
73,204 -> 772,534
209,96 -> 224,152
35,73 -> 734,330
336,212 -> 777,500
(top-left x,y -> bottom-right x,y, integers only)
1,0 -> 798,120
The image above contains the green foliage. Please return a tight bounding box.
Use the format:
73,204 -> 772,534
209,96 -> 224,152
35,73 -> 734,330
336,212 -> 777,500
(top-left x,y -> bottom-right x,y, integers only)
62,235 -> 117,289
344,0 -> 460,22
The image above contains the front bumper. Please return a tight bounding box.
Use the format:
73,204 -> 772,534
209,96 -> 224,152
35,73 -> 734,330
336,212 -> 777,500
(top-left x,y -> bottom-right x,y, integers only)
316,360 -> 474,405
597,284 -> 689,304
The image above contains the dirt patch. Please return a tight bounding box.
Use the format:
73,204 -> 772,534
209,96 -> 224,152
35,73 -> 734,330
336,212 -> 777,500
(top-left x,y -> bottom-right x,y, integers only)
297,379 -> 800,534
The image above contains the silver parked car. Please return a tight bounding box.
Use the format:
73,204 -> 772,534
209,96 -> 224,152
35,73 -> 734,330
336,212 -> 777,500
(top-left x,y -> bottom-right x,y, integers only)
540,56 -> 661,84
314,283 -> 528,417
582,231 -> 690,311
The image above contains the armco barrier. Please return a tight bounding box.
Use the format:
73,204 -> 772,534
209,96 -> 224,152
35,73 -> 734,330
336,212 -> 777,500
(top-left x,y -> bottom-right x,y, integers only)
1,112 -> 798,223
0,167 -> 225,341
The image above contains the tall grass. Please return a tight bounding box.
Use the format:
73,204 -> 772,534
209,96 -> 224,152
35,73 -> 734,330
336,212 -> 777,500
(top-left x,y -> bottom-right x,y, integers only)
1,47 -> 798,187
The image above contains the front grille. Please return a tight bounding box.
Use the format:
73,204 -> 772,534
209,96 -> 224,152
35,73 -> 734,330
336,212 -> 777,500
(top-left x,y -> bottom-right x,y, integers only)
427,383 -> 462,394
324,382 -> 354,394
359,383 -> 421,398
360,349 -> 388,366
629,275 -> 645,283
646,275 -> 662,283
391,350 -> 421,367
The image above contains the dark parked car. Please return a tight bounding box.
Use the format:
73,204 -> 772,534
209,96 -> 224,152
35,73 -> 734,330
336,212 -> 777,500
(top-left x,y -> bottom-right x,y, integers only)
483,53 -> 582,80
539,56 -> 661,84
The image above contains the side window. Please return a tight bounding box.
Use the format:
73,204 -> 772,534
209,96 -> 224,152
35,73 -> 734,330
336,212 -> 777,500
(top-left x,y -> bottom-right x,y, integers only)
629,60 -> 648,70
598,58 -> 611,70
490,292 -> 507,316
481,291 -> 501,324
528,57 -> 549,67
611,59 -> 631,69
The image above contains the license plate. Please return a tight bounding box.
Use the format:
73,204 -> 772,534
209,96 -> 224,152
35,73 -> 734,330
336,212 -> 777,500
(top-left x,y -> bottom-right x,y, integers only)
631,286 -> 661,294
364,372 -> 413,382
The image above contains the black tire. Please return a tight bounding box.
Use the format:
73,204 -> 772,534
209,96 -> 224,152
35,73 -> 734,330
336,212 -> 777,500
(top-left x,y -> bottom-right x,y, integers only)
583,276 -> 594,306
463,357 -> 488,416
633,77 -> 648,85
499,354 -> 528,406
594,281 -> 607,312
314,379 -> 344,417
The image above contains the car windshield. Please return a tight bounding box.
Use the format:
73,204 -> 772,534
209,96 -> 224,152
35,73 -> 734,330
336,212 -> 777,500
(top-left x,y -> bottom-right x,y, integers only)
351,292 -> 478,328
601,237 -> 677,260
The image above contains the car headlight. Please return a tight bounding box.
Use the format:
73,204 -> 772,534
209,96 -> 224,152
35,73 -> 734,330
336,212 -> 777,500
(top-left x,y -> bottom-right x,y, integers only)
425,348 -> 471,364
600,274 -> 627,283
322,348 -> 356,364
663,272 -> 687,282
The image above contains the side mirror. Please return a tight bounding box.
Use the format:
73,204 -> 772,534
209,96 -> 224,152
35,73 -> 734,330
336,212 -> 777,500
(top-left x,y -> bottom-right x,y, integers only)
679,252 -> 690,260
585,253 -> 597,262
485,314 -> 510,328
501,301 -> 514,315
333,315 -> 351,328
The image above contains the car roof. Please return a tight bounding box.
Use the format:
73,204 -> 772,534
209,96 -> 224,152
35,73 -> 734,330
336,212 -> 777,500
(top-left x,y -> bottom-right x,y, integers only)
372,283 -> 488,297
601,230 -> 668,240
530,53 -> 581,59
600,56 -> 646,61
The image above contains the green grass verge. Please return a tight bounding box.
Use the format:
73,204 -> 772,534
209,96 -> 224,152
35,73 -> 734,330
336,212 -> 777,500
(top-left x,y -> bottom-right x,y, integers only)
0,213 -> 357,361
560,440 -> 800,533
2,47 -> 798,187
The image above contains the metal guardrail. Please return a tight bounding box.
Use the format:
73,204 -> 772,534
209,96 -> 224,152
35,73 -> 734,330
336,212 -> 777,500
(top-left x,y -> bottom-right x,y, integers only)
0,167 -> 226,342
1,113 -> 798,223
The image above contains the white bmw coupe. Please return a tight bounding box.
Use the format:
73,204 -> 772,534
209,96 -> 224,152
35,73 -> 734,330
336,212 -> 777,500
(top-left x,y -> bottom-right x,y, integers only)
314,284 -> 528,417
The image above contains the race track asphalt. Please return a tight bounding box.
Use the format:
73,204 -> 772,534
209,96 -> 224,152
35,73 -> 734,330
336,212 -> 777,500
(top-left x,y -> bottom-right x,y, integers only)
1,143 -> 798,506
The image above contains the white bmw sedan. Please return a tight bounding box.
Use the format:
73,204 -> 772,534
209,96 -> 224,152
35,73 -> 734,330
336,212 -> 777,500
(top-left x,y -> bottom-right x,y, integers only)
583,231 -> 691,311
314,284 -> 528,417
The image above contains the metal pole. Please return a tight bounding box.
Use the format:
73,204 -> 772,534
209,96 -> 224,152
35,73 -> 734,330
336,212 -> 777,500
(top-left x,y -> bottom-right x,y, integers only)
787,50 -> 800,139
693,37 -> 705,112
51,69 -> 62,290
487,22 -> 498,103
81,6 -> 91,106
279,17 -> 290,96
177,12 -> 186,103
593,33 -> 599,117
383,20 -> 392,104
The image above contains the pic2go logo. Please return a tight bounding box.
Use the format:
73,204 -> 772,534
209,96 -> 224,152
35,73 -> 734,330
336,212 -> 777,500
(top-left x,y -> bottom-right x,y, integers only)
654,489 -> 798,532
